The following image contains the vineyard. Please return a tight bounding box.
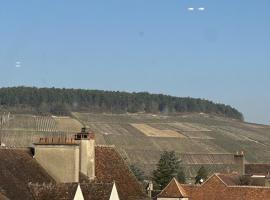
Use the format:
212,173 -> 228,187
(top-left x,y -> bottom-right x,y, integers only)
0,114 -> 82,147
1,112 -> 270,177
73,112 -> 270,176
35,116 -> 57,132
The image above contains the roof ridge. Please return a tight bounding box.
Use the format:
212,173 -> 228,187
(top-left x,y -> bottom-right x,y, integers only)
215,173 -> 236,187
157,178 -> 175,197
179,153 -> 234,155
199,173 -> 227,187
215,173 -> 230,186
95,145 -> 115,148
227,185 -> 270,189
245,163 -> 270,165
174,178 -> 188,197
157,178 -> 187,198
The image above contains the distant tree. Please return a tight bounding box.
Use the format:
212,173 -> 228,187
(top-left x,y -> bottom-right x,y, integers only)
152,151 -> 185,189
0,87 -> 244,120
38,102 -> 50,114
130,164 -> 145,182
195,166 -> 208,184
177,167 -> 186,184
50,103 -> 70,116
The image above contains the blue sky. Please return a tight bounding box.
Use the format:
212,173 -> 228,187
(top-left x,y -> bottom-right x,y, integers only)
0,1 -> 270,124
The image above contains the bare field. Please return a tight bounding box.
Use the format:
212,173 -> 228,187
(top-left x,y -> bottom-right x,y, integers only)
168,122 -> 211,132
2,114 -> 36,130
131,123 -> 185,138
54,117 -> 82,132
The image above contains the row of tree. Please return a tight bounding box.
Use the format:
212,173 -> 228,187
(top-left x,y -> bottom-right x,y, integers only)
130,151 -> 208,189
0,87 -> 243,120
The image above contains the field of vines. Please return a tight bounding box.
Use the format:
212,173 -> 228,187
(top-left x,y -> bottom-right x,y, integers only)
0,114 -> 82,147
1,112 -> 270,177
74,112 -> 270,177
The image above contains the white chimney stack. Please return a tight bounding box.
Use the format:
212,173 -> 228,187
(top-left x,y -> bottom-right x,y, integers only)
75,127 -> 95,180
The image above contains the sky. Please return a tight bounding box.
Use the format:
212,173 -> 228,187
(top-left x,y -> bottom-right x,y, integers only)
0,0 -> 270,124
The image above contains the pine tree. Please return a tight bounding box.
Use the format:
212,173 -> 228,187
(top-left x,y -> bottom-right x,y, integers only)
177,167 -> 186,184
152,151 -> 185,189
130,164 -> 145,182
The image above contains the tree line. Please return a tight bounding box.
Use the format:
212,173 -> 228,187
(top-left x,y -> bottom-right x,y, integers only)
0,87 -> 243,120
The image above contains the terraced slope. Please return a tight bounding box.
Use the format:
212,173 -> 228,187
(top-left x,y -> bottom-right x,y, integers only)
1,112 -> 269,178
73,112 -> 270,176
0,114 -> 82,147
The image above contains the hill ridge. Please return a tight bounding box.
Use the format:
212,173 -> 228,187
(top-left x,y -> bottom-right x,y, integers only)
0,86 -> 243,120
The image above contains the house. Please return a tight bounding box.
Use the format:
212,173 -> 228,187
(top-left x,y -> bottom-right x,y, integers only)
156,178 -> 188,200
0,128 -> 148,200
157,174 -> 270,200
245,164 -> 270,186
29,182 -> 119,200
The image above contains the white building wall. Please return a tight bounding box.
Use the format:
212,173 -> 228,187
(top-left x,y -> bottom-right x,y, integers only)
74,184 -> 84,200
80,140 -> 95,180
109,182 -> 120,200
158,198 -> 188,200
34,144 -> 80,183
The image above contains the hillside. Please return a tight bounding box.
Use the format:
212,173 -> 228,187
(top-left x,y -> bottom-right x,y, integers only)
0,87 -> 243,120
1,112 -> 269,179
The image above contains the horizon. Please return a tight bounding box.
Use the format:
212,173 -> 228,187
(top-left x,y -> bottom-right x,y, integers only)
0,1 -> 270,125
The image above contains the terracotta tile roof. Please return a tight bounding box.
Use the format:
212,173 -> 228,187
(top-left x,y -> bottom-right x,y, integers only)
80,182 -> 113,200
29,183 -> 77,200
0,193 -> 9,200
216,173 -> 241,186
95,146 -> 149,200
181,174 -> 270,200
0,148 -> 54,200
157,178 -> 188,198
29,182 -> 114,200
0,146 -> 149,200
245,164 -> 270,176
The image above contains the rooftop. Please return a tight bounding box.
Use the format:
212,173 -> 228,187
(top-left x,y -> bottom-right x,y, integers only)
0,146 -> 148,200
0,148 -> 54,200
157,178 -> 188,198
95,146 -> 148,200
181,174 -> 270,200
245,164 -> 270,176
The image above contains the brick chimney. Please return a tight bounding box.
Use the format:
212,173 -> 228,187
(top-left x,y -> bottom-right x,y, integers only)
234,151 -> 245,175
75,127 -> 95,180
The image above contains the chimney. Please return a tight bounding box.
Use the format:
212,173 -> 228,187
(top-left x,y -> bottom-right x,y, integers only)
75,127 -> 95,180
34,137 -> 80,183
234,151 -> 245,175
146,181 -> 153,198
